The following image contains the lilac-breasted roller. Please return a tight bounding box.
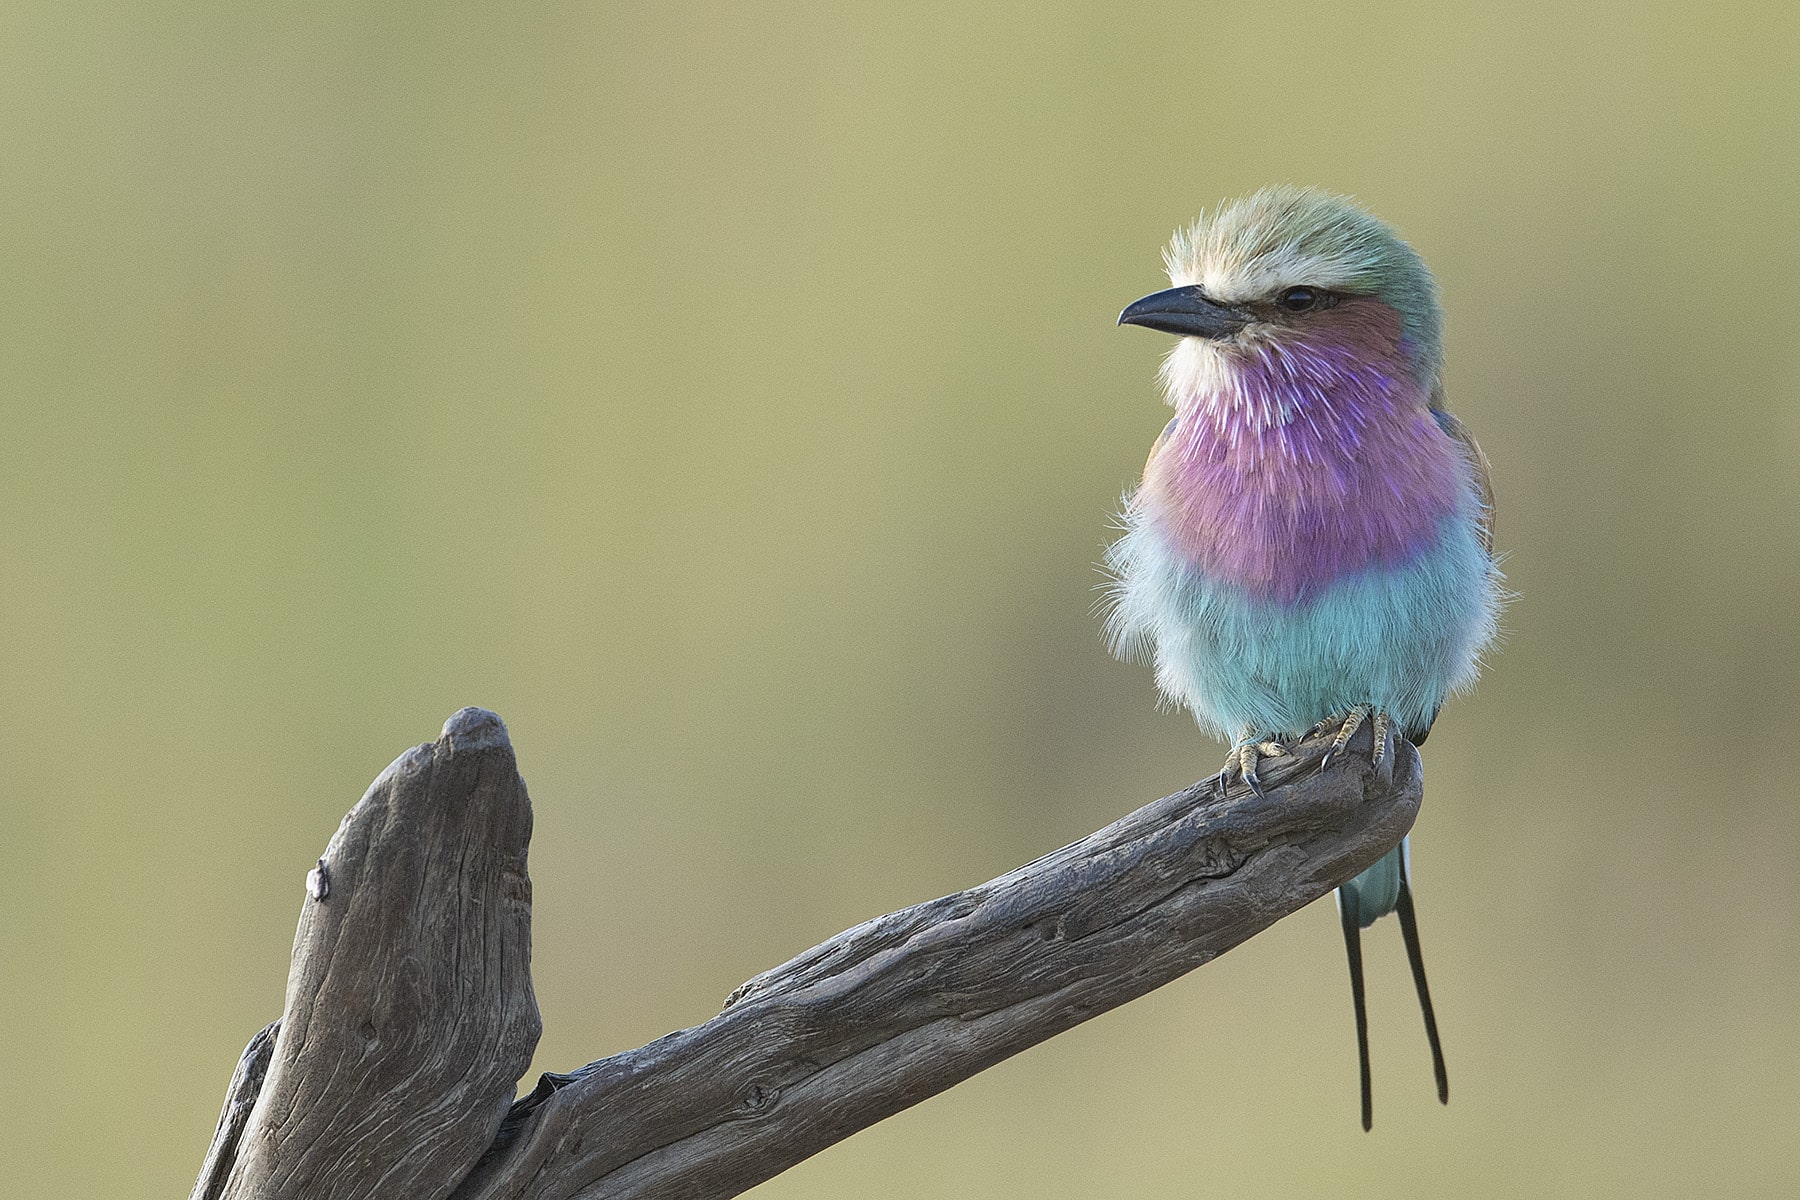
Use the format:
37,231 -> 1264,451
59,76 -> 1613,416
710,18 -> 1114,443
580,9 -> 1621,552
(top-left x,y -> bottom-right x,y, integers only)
1106,186 -> 1501,1129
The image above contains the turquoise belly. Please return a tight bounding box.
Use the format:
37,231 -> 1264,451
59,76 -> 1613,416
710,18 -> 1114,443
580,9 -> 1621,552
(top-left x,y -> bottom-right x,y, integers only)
1106,509 -> 1498,740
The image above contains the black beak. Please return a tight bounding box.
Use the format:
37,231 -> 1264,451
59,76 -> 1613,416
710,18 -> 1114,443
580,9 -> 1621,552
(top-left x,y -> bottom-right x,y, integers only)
1117,285 -> 1249,339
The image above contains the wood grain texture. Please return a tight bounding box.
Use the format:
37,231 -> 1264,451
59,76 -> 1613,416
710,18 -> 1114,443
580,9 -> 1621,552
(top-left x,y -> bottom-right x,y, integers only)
195,711 -> 1420,1200
191,1021 -> 280,1200
449,721 -> 1419,1200
211,707 -> 541,1200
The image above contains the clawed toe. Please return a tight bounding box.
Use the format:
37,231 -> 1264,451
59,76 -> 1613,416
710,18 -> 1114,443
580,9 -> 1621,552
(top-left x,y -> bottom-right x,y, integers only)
1318,706 -> 1395,772
1228,707 -> 1399,792
1226,737 -> 1287,797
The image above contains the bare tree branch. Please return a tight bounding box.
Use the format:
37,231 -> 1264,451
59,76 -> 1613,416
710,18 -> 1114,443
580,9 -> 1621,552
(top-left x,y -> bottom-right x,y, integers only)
191,1021 -> 279,1200
195,708 -> 540,1200
195,710 -> 1420,1200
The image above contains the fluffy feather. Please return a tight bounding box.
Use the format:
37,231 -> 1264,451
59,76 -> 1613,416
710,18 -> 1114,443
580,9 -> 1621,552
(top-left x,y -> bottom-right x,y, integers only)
1106,502 -> 1496,741
1164,185 -> 1444,383
1109,188 -> 1501,1120
1107,186 -> 1500,741
1107,185 -> 1504,960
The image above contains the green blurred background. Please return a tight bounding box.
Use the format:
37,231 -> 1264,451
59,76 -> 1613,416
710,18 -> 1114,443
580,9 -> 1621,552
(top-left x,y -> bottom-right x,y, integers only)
5,2 -> 1798,1196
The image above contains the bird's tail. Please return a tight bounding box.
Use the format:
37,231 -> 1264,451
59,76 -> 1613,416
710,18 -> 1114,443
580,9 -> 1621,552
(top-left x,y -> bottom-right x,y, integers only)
1340,839 -> 1407,929
1335,838 -> 1449,1130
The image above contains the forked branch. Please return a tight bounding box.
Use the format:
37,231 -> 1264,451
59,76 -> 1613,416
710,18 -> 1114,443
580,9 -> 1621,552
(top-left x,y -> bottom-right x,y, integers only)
194,709 -> 1420,1200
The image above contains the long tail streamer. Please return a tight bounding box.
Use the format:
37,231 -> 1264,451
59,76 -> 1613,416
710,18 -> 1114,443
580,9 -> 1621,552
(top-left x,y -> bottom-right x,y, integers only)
1337,890 -> 1373,1131
1395,877 -> 1450,1105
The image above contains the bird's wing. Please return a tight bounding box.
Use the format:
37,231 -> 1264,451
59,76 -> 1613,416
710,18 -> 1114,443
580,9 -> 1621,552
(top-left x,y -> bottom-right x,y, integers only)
1430,399 -> 1494,555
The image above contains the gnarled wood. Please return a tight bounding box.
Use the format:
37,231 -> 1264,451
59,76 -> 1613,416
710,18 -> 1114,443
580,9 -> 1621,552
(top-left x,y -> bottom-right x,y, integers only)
196,711 -> 1419,1200
204,707 -> 540,1200
190,1021 -> 279,1200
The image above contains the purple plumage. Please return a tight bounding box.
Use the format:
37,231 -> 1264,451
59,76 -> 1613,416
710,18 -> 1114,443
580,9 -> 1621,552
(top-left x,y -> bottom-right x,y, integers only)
1107,185 -> 1506,1130
1140,298 -> 1466,606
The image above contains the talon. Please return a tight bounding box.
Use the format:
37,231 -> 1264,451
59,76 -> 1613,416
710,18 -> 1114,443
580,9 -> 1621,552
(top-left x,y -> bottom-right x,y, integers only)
1322,706 -> 1369,771
1239,745 -> 1265,796
1318,705 -> 1398,771
1371,710 -> 1392,768
1225,736 -> 1282,797
1311,710 -> 1344,771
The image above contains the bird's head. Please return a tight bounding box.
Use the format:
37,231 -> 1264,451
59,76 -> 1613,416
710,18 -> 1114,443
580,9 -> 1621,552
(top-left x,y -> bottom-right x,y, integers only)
1120,186 -> 1443,403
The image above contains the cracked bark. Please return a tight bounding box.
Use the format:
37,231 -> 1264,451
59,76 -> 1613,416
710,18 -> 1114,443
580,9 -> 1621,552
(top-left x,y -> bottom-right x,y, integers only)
194,708 -> 1420,1200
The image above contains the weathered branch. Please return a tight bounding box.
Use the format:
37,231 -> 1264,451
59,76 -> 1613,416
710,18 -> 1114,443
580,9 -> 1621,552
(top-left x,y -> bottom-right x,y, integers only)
193,708 -> 540,1200
196,709 -> 1420,1200
191,1021 -> 279,1200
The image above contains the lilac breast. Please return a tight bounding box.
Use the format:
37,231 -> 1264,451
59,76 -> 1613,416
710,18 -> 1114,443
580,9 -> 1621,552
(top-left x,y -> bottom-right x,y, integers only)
1141,309 -> 1466,606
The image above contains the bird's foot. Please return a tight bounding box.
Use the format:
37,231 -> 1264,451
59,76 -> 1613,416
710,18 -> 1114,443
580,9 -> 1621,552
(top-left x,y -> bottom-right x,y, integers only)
1224,735 -> 1288,797
1316,706 -> 1394,772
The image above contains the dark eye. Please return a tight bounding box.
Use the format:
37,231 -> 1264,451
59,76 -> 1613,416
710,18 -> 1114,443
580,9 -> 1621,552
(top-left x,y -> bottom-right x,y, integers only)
1277,286 -> 1320,312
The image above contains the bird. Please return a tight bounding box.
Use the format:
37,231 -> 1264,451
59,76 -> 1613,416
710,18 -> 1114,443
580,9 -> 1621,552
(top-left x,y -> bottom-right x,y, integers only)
1104,185 -> 1501,1130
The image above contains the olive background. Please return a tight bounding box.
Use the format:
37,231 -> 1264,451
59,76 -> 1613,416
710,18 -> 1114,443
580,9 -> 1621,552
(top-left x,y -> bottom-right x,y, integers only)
5,3 -> 1798,1196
